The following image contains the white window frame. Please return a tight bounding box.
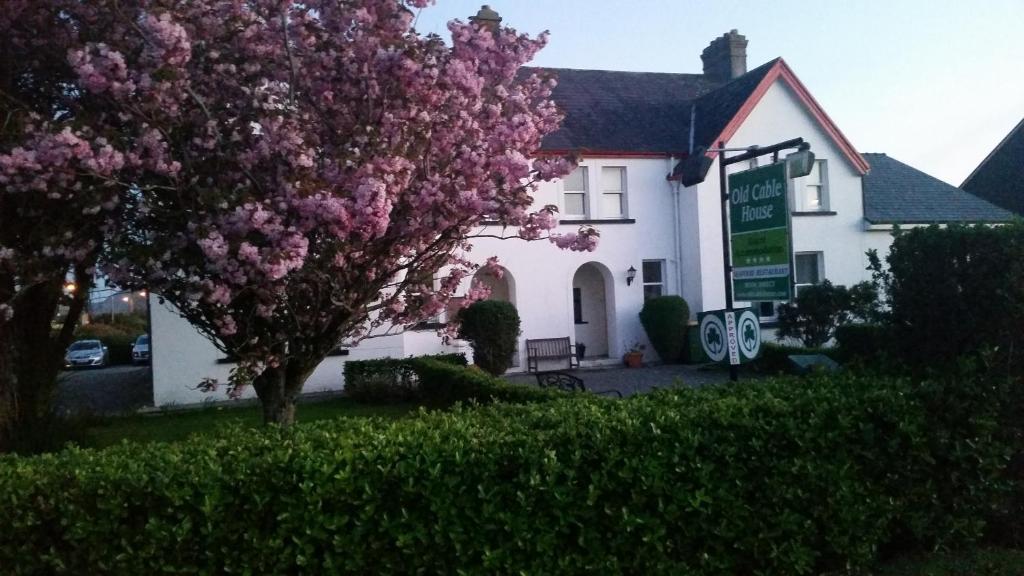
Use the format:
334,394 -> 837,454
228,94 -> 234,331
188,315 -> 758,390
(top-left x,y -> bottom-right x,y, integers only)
794,251 -> 824,297
599,166 -> 627,219
561,165 -> 589,219
755,301 -> 779,322
641,259 -> 665,301
803,159 -> 829,212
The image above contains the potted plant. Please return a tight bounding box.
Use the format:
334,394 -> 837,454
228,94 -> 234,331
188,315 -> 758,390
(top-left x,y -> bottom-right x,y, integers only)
623,342 -> 645,368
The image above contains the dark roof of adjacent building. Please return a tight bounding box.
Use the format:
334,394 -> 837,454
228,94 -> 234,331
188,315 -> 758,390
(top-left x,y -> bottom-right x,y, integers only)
862,153 -> 1015,224
529,59 -> 778,155
961,118 -> 1024,215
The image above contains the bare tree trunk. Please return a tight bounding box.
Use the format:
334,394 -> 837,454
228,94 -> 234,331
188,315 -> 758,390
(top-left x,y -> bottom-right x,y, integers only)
11,279 -> 64,425
252,359 -> 316,426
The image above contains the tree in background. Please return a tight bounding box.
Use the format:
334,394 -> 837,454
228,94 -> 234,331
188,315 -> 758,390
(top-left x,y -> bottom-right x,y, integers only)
6,0 -> 597,425
0,2 -> 149,449
458,299 -> 521,376
776,280 -> 880,348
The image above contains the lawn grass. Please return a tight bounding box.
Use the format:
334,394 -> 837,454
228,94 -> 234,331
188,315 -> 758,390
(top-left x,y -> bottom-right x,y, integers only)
79,396 -> 416,449
868,548 -> 1024,576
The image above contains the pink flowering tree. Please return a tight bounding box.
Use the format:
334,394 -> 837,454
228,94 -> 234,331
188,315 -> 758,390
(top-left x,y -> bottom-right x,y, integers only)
0,2 -> 153,448
20,0 -> 599,425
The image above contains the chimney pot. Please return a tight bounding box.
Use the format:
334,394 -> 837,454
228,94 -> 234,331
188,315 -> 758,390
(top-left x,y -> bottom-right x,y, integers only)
701,30 -> 748,83
470,5 -> 502,30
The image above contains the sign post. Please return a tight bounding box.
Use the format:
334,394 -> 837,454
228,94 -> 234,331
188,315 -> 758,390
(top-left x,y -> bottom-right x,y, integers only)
709,137 -> 813,381
728,163 -> 791,301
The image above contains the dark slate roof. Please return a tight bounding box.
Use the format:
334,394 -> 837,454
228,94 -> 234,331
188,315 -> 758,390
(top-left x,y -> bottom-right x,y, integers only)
862,153 -> 1015,224
962,118 -> 1024,215
528,59 -> 777,154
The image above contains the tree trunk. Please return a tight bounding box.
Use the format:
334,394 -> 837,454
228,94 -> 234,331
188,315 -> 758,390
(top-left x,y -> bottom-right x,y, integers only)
11,279 -> 64,426
0,321 -> 16,452
252,360 -> 316,426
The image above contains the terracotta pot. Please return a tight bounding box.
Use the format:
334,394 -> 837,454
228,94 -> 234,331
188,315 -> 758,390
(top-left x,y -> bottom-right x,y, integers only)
624,352 -> 643,368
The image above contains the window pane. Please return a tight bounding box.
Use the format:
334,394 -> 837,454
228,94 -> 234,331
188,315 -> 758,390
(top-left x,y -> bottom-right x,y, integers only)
564,192 -> 585,216
600,167 -> 624,192
642,261 -> 662,283
644,285 -> 663,300
573,287 -> 583,324
795,253 -> 820,284
807,185 -> 822,209
601,193 -> 623,217
564,166 -> 587,191
808,160 -> 821,185
758,301 -> 777,318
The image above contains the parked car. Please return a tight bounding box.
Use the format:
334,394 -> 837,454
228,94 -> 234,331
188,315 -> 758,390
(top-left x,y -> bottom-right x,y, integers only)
132,334 -> 151,364
64,339 -> 109,368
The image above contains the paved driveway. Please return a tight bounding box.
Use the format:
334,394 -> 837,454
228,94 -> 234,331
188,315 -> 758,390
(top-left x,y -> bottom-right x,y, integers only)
56,365 -> 152,416
506,363 -> 738,397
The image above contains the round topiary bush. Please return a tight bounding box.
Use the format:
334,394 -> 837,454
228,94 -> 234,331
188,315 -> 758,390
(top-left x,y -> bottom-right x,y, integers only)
457,300 -> 521,376
639,295 -> 690,363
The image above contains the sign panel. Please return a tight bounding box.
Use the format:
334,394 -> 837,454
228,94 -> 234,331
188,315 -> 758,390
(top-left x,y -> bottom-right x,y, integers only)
728,162 -> 791,301
698,308 -> 761,365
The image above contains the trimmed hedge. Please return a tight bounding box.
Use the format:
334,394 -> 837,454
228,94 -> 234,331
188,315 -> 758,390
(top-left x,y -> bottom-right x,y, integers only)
0,372 -> 1012,575
342,353 -> 467,403
639,295 -> 690,363
457,299 -> 521,376
749,342 -> 839,375
835,323 -> 897,366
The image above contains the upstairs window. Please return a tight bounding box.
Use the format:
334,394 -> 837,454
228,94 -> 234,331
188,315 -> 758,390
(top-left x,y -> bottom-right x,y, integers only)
804,160 -> 829,211
600,166 -> 627,218
562,166 -> 588,219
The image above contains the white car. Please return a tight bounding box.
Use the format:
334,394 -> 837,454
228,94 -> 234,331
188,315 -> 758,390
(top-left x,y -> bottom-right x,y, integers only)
65,339 -> 109,368
132,334 -> 151,364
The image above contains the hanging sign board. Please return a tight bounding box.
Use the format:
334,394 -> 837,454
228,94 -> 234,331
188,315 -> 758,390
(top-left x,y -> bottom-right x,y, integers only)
698,308 -> 761,365
728,162 -> 791,301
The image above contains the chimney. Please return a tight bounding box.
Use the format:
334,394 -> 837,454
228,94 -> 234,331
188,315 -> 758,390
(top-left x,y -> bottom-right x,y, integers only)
469,5 -> 502,31
701,29 -> 747,83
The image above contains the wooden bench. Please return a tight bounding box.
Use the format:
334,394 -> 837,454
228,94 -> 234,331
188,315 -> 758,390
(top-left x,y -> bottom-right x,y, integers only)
525,337 -> 578,372
534,371 -> 622,398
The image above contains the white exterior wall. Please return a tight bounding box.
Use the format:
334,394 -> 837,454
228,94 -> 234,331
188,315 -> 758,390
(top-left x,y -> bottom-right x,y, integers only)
470,157 -> 682,365
150,157 -> 681,406
693,79 -> 877,315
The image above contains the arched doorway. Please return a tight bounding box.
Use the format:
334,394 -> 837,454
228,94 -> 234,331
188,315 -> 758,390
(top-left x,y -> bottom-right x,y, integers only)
472,266 -> 514,304
572,263 -> 612,358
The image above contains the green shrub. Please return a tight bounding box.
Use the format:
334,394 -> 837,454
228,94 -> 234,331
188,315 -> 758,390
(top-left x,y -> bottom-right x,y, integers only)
776,280 -> 880,348
0,373 -> 1011,575
410,357 -> 563,406
343,353 -> 466,403
457,300 -> 521,376
73,323 -> 143,365
638,295 -> 690,363
834,324 -> 897,366
749,342 -> 838,375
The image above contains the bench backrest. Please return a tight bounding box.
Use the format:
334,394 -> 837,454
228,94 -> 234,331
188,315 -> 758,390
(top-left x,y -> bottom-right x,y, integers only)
526,337 -> 572,358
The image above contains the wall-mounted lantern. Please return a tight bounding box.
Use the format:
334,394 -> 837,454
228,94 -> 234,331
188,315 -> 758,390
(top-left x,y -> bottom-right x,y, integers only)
626,266 -> 637,286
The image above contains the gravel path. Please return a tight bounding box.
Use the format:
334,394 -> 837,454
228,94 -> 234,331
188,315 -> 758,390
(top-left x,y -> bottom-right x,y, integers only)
505,363 -> 737,397
56,365 -> 153,416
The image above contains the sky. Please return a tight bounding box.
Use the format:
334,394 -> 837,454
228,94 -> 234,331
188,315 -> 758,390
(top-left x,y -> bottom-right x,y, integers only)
412,0 -> 1024,186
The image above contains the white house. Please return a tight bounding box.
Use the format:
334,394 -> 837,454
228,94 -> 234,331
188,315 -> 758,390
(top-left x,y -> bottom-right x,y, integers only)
149,28 -> 1012,407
